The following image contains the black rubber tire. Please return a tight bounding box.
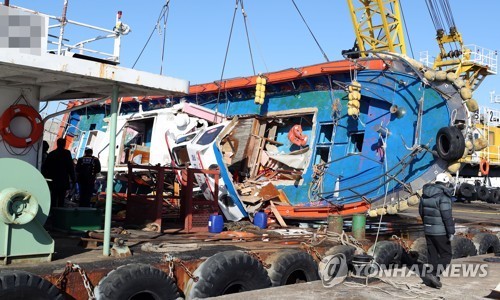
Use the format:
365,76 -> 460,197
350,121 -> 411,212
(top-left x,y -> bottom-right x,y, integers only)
187,250 -> 271,298
493,189 -> 500,204
436,126 -> 465,161
486,189 -> 498,204
0,270 -> 64,300
406,237 -> 428,264
94,263 -> 179,300
477,186 -> 490,202
472,233 -> 500,255
368,241 -> 403,267
324,245 -> 356,264
458,183 -> 475,199
451,236 -> 477,259
265,249 -> 318,286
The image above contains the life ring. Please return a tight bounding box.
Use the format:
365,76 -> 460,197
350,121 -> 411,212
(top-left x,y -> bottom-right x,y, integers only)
265,249 -> 318,286
186,250 -> 271,298
94,264 -> 179,300
451,236 -> 477,258
367,241 -> 404,267
0,104 -> 43,148
435,126 -> 465,161
480,158 -> 490,175
472,233 -> 500,255
287,124 -> 308,146
0,270 -> 64,300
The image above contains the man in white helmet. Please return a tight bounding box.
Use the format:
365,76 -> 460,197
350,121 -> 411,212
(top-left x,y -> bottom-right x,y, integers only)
419,172 -> 455,289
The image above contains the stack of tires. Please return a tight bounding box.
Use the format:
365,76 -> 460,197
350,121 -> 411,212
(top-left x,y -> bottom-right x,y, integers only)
456,184 -> 500,204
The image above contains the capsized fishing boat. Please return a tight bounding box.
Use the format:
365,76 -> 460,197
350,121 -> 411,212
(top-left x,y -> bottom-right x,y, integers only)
167,54 -> 477,219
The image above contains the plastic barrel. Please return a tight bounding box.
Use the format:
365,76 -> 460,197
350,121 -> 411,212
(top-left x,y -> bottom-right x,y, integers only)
253,211 -> 268,229
208,214 -> 224,233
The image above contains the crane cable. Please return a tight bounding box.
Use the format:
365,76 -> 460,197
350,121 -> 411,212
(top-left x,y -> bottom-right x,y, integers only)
160,0 -> 171,75
215,0 -> 240,120
290,0 -> 330,62
397,0 -> 414,59
240,0 -> 256,76
132,2 -> 170,69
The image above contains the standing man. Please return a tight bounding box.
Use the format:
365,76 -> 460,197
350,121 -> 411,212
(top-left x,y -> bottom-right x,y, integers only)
76,148 -> 101,207
419,172 -> 455,289
42,138 -> 76,209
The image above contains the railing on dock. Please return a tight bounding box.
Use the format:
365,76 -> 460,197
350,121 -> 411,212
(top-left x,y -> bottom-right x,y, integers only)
126,163 -> 220,233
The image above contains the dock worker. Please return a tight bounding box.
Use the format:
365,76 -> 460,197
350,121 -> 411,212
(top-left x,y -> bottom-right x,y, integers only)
419,172 -> 455,289
76,148 -> 101,207
42,138 -> 76,209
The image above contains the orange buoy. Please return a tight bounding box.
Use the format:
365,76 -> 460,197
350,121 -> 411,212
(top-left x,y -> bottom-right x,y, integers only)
480,158 -> 490,176
0,104 -> 43,148
287,124 -> 308,146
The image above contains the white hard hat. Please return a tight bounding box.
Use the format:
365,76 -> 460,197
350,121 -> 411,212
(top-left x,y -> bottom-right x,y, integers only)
435,173 -> 450,184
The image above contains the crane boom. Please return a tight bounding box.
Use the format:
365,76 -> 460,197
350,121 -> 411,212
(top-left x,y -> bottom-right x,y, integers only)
346,0 -> 406,57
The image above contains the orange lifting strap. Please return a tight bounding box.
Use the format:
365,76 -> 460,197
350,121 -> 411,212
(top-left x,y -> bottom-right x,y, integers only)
0,104 -> 43,148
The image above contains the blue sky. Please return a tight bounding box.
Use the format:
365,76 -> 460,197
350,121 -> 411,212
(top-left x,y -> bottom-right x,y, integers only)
11,0 -> 500,108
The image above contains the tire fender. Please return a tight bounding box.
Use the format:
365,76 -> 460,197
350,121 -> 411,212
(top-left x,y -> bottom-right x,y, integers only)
472,233 -> 500,255
458,183 -> 475,199
94,264 -> 179,300
436,126 -> 466,161
451,236 -> 477,259
367,241 -> 404,267
477,186 -> 490,202
265,249 -> 318,286
0,270 -> 64,300
406,237 -> 428,264
324,244 -> 356,264
185,250 -> 271,299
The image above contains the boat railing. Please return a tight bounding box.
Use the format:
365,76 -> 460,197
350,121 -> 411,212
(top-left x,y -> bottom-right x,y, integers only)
462,44 -> 498,74
9,5 -> 128,63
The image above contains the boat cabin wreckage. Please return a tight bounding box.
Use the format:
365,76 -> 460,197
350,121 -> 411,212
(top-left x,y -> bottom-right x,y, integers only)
0,3 -> 499,300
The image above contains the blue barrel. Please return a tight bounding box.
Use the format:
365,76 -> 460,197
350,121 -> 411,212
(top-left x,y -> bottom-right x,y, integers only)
208,214 -> 224,233
253,211 -> 268,229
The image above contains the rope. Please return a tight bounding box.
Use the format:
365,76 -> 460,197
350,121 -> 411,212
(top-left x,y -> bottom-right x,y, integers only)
140,242 -> 200,253
398,0 -> 414,59
326,230 -> 364,254
343,278 -> 444,299
215,0 -> 239,120
132,3 -> 169,69
159,0 -> 171,75
290,0 -> 329,62
240,0 -> 256,75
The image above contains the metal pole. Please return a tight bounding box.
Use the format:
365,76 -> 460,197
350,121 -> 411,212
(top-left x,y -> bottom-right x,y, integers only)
352,214 -> 366,240
103,85 -> 119,256
57,0 -> 69,55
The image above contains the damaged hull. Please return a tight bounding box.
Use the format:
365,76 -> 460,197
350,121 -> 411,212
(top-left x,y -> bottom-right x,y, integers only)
177,57 -> 468,214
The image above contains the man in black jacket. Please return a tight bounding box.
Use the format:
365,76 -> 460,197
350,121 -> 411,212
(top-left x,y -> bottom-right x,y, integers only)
419,173 -> 455,289
42,138 -> 76,209
76,148 -> 101,207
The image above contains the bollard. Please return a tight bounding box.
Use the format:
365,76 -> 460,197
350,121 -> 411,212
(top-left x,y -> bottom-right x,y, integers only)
327,215 -> 343,234
352,214 -> 366,240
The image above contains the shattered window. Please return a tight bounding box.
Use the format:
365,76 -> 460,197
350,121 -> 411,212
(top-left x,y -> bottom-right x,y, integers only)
197,125 -> 224,146
349,132 -> 364,153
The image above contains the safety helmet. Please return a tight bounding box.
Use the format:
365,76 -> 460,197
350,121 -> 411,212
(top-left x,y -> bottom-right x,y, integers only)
435,173 -> 450,184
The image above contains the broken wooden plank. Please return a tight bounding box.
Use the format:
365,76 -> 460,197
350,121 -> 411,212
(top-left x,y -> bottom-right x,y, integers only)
270,200 -> 287,227
278,189 -> 291,205
258,183 -> 281,201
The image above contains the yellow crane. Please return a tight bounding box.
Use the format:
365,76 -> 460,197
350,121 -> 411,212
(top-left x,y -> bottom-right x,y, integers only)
346,0 -> 496,90
346,0 -> 406,57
